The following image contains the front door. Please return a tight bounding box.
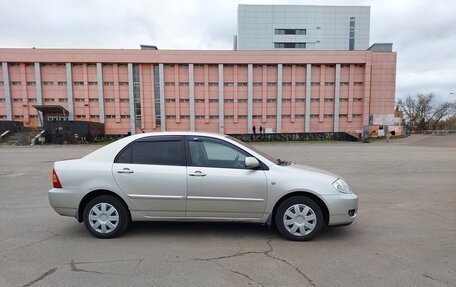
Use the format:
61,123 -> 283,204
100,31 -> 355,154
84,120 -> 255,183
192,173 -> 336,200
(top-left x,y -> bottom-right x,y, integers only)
112,136 -> 187,218
185,136 -> 268,219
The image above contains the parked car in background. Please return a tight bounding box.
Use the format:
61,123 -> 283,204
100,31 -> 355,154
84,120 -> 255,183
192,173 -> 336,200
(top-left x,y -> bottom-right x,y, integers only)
49,132 -> 358,241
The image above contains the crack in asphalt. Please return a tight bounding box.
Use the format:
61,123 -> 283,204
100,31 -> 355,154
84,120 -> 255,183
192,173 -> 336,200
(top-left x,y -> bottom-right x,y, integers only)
69,258 -> 145,275
189,239 -> 315,287
422,273 -> 455,286
22,267 -> 57,287
70,260 -> 105,274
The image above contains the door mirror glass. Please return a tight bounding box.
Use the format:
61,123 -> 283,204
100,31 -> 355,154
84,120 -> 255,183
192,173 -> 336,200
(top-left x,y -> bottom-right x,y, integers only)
245,157 -> 260,169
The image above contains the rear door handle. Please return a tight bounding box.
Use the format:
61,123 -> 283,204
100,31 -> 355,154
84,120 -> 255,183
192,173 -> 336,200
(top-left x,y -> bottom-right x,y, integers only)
189,171 -> 206,177
117,168 -> 134,174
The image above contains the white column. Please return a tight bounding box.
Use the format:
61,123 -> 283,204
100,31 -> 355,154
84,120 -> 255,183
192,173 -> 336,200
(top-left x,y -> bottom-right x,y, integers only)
218,64 -> 224,134
189,64 -> 195,132
247,64 -> 253,133
305,64 -> 312,132
2,62 -> 12,120
65,63 -> 74,120
34,63 -> 43,126
127,63 -> 135,134
159,64 -> 165,131
276,64 -> 283,133
334,64 -> 341,132
96,63 -> 105,123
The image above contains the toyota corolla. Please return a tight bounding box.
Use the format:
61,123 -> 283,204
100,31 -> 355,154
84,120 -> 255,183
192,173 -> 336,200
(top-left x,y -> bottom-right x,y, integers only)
49,132 -> 358,241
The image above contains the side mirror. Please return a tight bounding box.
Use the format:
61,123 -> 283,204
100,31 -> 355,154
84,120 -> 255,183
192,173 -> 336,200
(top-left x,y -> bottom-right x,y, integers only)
245,157 -> 260,169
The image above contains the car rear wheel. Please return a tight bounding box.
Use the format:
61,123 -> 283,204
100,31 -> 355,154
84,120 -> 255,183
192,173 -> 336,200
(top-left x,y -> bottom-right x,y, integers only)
83,195 -> 130,239
275,196 -> 323,241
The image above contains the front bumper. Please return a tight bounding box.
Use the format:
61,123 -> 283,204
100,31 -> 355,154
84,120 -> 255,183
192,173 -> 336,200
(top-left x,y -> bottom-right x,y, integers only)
323,192 -> 359,226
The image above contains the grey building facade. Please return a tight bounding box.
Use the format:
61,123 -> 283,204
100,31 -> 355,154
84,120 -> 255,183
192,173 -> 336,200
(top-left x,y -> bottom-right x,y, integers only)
236,5 -> 370,51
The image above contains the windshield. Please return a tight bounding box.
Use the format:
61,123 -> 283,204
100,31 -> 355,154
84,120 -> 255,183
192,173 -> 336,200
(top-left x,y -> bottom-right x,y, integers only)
227,136 -> 284,165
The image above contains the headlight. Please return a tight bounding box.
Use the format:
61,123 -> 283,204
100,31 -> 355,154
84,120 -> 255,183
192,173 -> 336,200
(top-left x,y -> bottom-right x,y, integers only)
332,178 -> 352,194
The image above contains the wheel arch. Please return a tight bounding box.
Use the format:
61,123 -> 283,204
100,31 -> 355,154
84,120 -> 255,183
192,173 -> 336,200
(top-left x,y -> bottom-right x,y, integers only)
271,191 -> 330,227
77,189 -> 131,223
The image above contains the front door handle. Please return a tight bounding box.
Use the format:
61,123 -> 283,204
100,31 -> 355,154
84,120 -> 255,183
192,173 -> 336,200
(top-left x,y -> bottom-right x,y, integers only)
117,168 -> 134,174
189,171 -> 206,177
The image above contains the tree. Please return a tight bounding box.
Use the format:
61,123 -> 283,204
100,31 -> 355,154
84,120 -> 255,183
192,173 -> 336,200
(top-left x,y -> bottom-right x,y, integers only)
397,93 -> 456,132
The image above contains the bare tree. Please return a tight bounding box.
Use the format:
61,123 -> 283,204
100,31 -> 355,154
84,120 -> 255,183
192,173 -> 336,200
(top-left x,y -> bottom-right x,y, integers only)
398,93 -> 456,132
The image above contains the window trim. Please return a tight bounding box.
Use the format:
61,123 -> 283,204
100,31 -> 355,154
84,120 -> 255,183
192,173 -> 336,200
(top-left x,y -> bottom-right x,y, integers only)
114,135 -> 186,166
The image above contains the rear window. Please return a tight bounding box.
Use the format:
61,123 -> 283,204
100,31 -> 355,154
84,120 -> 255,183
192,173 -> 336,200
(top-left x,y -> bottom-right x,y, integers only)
115,140 -> 184,166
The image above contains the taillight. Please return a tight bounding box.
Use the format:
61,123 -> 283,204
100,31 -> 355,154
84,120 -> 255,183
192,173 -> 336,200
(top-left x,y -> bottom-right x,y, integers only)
52,168 -> 63,188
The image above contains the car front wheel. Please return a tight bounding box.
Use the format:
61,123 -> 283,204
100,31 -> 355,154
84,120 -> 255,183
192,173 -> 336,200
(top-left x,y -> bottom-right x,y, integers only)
275,196 -> 324,241
83,195 -> 130,239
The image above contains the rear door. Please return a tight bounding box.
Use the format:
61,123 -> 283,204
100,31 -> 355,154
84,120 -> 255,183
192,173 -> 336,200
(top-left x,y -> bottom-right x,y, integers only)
185,136 -> 268,219
112,136 -> 187,218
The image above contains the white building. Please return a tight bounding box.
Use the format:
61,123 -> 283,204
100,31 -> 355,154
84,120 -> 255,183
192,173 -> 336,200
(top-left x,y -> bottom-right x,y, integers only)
236,5 -> 370,51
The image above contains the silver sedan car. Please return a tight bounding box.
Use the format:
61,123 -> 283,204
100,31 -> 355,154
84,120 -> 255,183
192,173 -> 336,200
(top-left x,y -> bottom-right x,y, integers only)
49,132 -> 358,241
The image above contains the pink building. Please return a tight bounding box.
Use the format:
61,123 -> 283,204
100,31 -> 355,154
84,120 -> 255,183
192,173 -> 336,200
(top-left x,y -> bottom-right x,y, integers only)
0,44 -> 396,136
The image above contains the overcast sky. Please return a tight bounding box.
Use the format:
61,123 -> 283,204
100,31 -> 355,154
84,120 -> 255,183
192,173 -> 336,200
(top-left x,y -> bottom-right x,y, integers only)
1,0 -> 455,103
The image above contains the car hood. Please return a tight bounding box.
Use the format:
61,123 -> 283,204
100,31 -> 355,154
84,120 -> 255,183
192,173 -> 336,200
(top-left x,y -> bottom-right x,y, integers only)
286,163 -> 339,180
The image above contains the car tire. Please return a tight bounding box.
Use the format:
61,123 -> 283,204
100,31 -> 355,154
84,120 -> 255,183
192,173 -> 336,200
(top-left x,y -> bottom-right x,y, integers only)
83,195 -> 130,239
275,196 -> 324,241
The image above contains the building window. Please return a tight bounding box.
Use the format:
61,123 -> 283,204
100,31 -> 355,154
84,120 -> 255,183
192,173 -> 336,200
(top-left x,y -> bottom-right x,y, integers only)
267,115 -> 276,119
44,98 -> 55,102
76,115 -> 86,119
353,114 -> 362,118
26,63 -> 34,67
106,115 -> 116,119
324,114 -> 334,118
28,98 -> 37,102
324,98 -> 334,102
88,81 -> 98,86
178,64 -> 188,67
11,81 -> 22,86
73,63 -> 83,67
282,98 -> 292,102
354,64 -> 364,68
89,98 -> 99,102
90,115 -> 100,118
27,81 -> 36,86
282,115 -> 291,119
310,114 -> 319,118
253,115 -> 262,119
73,81 -> 84,86
208,82 -> 218,86
0,115 -> 7,118
296,114 -> 305,118
340,98 -> 349,102
354,82 -> 364,86
325,82 -> 335,86
253,82 -> 262,86
30,115 -> 38,118
237,82 -> 248,87
224,115 -> 234,119
274,42 -> 306,49
195,115 -> 205,119
267,99 -> 277,103
102,64 -> 113,67
274,29 -> 306,35
340,114 -> 348,118
267,82 -> 277,86
165,99 -> 176,103
311,82 -> 320,86
341,82 -> 349,86
224,82 -> 234,87
209,115 -> 219,119
209,99 -> 219,103
341,64 -> 350,68
282,82 -> 292,86
0,81 -> 3,86
75,98 -> 85,102
43,81 -> 55,86
181,115 -> 190,119
295,98 -> 306,102
224,99 -> 234,103
119,98 -> 129,103
179,99 -> 190,103
118,82 -> 129,86
296,82 -> 306,86
349,17 -> 356,50
195,82 -> 205,86
165,82 -> 175,86
310,98 -> 320,102
104,82 -> 114,86
238,99 -> 248,103
14,115 -> 24,119
354,98 -> 363,102
105,98 -> 115,102
9,63 -> 20,67
195,99 -> 205,103
59,98 -> 68,102
238,115 -> 248,119
179,82 -> 189,86
164,64 -> 174,67
165,115 -> 176,119
58,81 -> 67,86
253,99 -> 262,103
121,115 -> 130,119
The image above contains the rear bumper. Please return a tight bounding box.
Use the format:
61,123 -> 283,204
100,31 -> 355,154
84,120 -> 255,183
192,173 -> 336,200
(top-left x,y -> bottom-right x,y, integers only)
323,193 -> 359,226
48,188 -> 81,218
